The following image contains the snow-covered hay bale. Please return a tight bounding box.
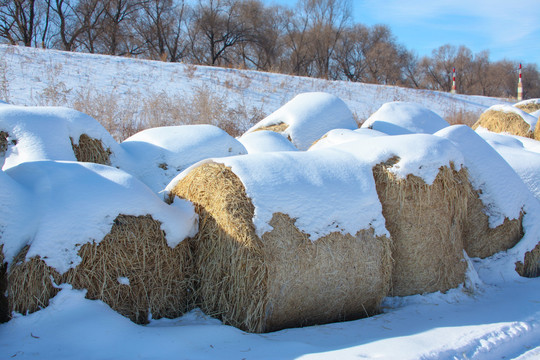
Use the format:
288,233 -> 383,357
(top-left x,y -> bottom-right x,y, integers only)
245,92 -> 358,150
361,102 -> 450,135
238,130 -> 297,154
120,125 -> 247,193
514,98 -> 540,114
372,159 -> 468,296
5,161 -> 198,323
8,215 -> 192,323
0,105 -> 125,170
472,105 -> 537,139
168,151 -> 392,333
436,126 -> 527,259
332,135 -> 469,296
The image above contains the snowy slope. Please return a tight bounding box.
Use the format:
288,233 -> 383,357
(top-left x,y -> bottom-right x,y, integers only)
0,44 -> 508,138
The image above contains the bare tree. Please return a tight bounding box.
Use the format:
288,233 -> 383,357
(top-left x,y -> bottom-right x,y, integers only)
0,0 -> 38,46
188,0 -> 249,66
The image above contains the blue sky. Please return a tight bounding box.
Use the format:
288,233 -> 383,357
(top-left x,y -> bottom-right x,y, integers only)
267,0 -> 540,66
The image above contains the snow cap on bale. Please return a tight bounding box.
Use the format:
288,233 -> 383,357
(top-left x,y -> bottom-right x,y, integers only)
120,125 -> 247,193
477,130 -> 540,201
472,104 -> 538,139
167,150 -> 392,333
238,130 -> 297,154
331,134 -> 470,296
244,92 -> 357,150
5,161 -> 198,322
514,98 -> 540,114
0,105 -> 127,170
435,125 -> 528,258
361,101 -> 450,135
309,128 -> 387,151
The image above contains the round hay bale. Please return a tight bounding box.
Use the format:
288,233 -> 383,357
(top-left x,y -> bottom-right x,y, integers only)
7,214 -> 192,324
170,162 -> 392,333
464,190 -> 523,258
472,108 -> 535,138
70,134 -> 112,165
254,122 -> 289,134
515,242 -> 540,278
535,121 -> 540,142
372,158 -> 469,296
514,99 -> 540,114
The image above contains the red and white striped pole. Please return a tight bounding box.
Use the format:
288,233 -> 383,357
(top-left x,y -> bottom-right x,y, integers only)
517,63 -> 523,101
451,67 -> 456,94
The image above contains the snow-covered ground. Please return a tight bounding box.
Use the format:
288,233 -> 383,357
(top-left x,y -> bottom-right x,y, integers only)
1,45 -> 540,360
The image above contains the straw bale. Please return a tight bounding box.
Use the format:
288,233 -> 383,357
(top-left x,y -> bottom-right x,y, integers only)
7,245 -> 62,316
0,130 -> 8,156
7,214 -> 192,324
515,242 -> 540,278
0,245 -> 9,323
472,110 -> 534,138
514,102 -> 540,114
70,134 -> 112,165
170,162 -> 392,333
535,122 -> 540,141
253,122 -> 289,134
372,158 -> 469,296
463,190 -> 523,259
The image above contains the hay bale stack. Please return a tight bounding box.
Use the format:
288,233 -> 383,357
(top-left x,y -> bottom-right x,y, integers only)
70,134 -> 112,165
7,214 -> 192,324
372,158 -> 469,296
170,161 -> 392,333
472,105 -> 536,138
464,190 -> 523,258
514,99 -> 540,114
515,242 -> 540,278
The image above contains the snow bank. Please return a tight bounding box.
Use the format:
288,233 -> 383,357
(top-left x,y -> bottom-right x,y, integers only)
238,130 -> 297,153
120,125 -> 246,193
361,101 -> 450,135
435,125 -> 529,227
308,128 -> 387,150
245,92 -> 358,150
5,161 -> 198,274
0,105 -> 126,170
477,130 -> 540,200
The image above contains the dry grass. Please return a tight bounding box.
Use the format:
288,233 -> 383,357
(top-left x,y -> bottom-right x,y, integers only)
171,162 -> 392,333
70,134 -> 112,165
373,158 -> 469,296
515,242 -> 540,278
7,215 -> 193,324
445,109 -> 482,127
472,110 -> 534,138
464,190 -> 523,259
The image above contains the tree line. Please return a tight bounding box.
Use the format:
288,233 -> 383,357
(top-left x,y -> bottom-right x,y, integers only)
2,0 -> 539,99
